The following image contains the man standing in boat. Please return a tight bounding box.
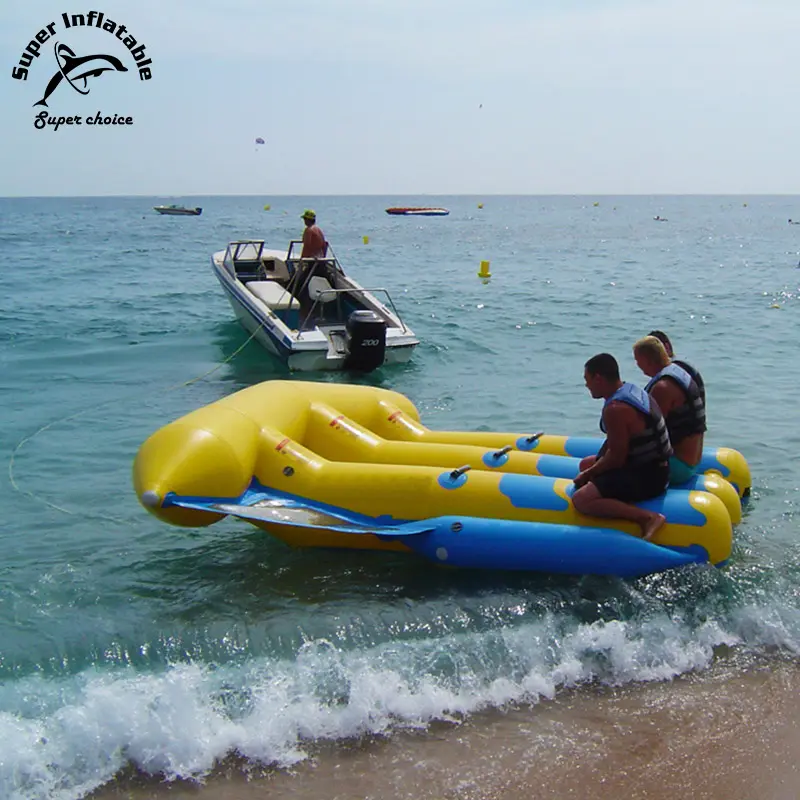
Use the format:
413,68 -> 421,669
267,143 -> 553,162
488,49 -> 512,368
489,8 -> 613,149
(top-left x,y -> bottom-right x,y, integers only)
572,353 -> 671,541
300,209 -> 327,258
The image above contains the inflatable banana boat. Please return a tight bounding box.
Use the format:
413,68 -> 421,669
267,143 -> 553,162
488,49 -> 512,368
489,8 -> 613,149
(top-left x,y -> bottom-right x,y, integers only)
133,381 -> 749,578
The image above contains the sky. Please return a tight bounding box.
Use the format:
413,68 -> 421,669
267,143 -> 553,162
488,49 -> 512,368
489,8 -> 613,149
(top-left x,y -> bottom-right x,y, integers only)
1,0 -> 799,196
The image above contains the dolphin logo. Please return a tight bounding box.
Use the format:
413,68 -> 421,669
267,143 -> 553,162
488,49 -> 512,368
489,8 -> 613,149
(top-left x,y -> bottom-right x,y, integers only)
34,42 -> 128,108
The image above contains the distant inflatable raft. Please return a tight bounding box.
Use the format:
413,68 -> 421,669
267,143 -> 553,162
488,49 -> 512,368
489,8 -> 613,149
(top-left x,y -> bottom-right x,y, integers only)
133,381 -> 748,578
385,207 -> 450,216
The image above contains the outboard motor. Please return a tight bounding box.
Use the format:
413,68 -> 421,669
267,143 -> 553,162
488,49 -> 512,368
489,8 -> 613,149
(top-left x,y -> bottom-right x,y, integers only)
344,309 -> 387,371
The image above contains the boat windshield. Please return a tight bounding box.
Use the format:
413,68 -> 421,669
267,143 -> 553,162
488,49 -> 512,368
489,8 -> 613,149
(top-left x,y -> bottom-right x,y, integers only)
223,240 -> 266,275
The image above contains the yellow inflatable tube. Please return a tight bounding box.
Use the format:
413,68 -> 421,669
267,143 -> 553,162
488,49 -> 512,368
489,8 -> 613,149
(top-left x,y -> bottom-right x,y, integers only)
372,403 -> 751,500
303,402 -> 741,524
133,381 -> 740,576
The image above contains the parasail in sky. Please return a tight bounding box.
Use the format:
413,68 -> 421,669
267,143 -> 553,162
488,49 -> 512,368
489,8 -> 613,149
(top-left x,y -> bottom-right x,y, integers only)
255,137 -> 265,144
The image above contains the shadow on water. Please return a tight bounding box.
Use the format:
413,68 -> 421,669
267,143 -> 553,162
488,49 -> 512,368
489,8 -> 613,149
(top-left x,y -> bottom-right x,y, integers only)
121,515 -> 748,628
209,321 -> 289,389
5,515 -> 780,680
209,320 -> 420,392
71,522 -> 761,685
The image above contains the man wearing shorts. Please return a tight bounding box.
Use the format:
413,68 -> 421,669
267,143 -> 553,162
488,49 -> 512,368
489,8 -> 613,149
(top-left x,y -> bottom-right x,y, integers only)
572,353 -> 672,541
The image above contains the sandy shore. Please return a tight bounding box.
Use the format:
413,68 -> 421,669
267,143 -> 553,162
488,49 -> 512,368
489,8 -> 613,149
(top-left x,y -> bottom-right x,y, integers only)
91,659 -> 800,800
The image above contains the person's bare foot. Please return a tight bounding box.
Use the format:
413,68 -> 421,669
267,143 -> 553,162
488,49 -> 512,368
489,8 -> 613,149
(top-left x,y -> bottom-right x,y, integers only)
641,513 -> 666,542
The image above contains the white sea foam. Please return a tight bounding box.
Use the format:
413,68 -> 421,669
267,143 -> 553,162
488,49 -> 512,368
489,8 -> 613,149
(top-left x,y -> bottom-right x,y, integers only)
1,602 -> 797,800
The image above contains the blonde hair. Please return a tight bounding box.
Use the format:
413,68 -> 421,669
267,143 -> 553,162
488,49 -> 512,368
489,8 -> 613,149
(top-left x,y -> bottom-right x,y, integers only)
633,335 -> 670,368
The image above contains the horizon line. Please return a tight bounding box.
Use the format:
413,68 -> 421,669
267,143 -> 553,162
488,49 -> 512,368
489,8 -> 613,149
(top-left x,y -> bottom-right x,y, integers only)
2,192 -> 799,199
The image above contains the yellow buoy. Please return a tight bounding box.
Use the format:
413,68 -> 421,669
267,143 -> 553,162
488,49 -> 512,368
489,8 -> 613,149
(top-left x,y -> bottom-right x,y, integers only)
263,204 -> 271,211
478,260 -> 491,279
362,235 -> 369,245
477,202 -> 484,209
593,201 -> 600,207
770,303 -> 781,309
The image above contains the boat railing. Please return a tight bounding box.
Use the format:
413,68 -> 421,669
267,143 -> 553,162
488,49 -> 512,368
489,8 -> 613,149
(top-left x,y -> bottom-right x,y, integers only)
297,287 -> 410,337
223,240 -> 266,273
285,240 -> 344,276
286,239 -> 303,261
287,238 -> 334,258
225,240 -> 293,282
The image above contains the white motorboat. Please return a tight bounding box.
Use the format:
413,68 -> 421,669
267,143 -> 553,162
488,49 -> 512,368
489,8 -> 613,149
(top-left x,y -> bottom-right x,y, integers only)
211,239 -> 419,372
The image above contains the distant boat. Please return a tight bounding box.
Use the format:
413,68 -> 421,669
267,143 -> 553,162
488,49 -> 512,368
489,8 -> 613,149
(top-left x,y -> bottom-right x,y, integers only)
385,207 -> 449,216
154,205 -> 202,216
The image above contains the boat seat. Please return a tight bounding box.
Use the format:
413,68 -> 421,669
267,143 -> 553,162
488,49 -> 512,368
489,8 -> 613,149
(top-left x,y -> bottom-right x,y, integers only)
247,280 -> 300,310
308,276 -> 336,303
260,257 -> 291,281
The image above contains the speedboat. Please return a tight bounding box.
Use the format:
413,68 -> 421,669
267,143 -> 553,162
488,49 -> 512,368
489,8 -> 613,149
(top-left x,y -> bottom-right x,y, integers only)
211,239 -> 419,372
385,207 -> 450,216
154,205 -> 202,216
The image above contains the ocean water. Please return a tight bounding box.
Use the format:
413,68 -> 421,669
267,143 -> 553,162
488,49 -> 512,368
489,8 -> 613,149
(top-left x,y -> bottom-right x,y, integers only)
1,195 -> 799,800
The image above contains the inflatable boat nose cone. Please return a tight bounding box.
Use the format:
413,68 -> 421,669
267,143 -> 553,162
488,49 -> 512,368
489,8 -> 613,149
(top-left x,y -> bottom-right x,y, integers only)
141,490 -> 161,508
133,411 -> 260,527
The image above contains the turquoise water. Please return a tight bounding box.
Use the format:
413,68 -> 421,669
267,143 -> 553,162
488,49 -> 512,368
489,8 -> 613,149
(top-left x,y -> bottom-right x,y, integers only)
1,195 -> 799,799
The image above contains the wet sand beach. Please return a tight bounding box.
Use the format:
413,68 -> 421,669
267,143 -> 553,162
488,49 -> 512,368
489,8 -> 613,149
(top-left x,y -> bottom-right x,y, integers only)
91,658 -> 800,800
